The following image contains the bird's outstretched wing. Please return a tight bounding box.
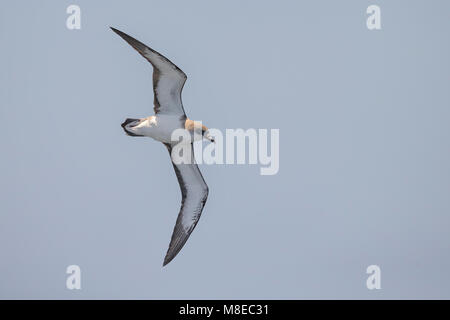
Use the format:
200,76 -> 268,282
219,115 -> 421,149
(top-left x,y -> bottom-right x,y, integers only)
162,143 -> 209,266
111,27 -> 187,118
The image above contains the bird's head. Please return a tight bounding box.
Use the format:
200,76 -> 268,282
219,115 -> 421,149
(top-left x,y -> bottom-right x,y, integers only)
185,119 -> 215,143
202,127 -> 215,143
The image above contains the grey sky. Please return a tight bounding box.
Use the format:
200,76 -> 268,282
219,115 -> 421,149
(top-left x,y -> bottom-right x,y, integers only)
1,0 -> 450,299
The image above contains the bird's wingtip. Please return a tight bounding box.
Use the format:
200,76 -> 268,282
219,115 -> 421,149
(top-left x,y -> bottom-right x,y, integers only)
110,27 -> 121,34
162,255 -> 172,267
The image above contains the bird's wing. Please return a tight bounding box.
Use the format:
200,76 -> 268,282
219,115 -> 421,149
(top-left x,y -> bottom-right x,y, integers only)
111,27 -> 187,118
162,143 -> 209,266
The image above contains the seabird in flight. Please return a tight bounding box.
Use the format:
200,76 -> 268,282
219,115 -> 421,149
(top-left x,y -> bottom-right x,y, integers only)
111,27 -> 214,266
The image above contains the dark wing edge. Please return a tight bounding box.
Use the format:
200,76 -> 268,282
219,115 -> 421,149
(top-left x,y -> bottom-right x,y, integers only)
162,143 -> 209,266
110,27 -> 187,117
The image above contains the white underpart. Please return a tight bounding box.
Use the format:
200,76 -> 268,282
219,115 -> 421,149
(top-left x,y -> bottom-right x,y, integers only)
127,115 -> 184,144
132,118 -> 149,130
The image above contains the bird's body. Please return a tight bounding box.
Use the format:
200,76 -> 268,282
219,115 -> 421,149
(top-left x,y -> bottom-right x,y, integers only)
111,27 -> 213,266
122,115 -> 210,143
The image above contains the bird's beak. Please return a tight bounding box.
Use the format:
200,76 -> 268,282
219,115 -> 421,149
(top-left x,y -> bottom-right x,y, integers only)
204,131 -> 215,143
